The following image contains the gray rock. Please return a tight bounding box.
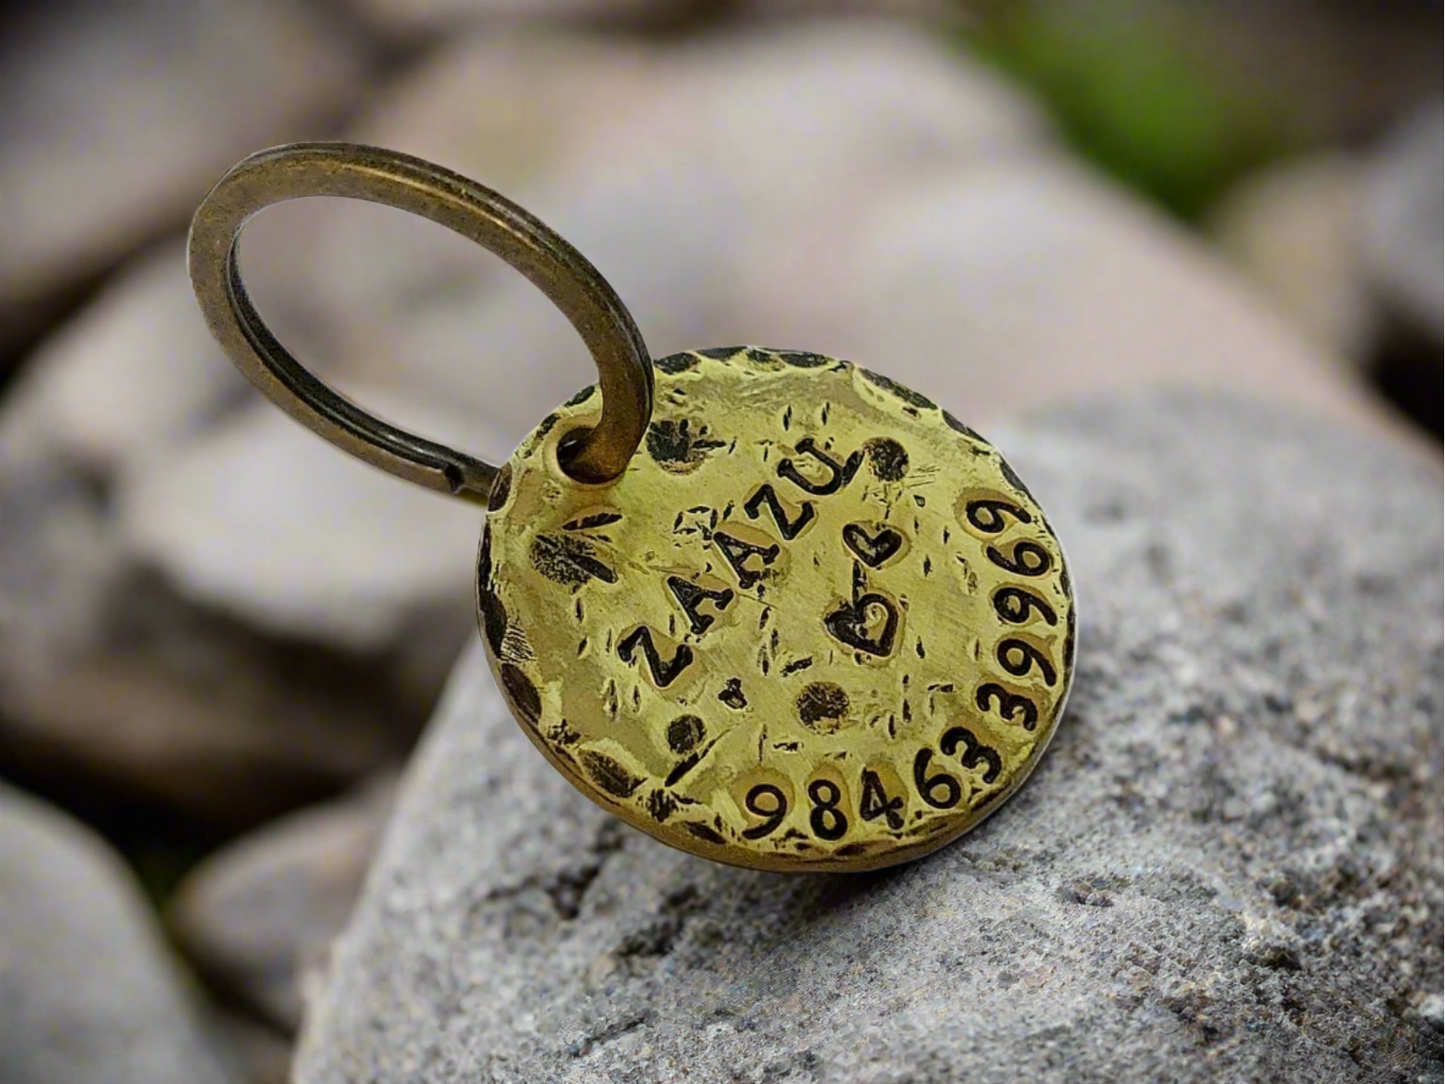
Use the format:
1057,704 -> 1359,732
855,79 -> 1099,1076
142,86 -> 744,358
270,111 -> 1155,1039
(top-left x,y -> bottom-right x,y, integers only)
0,454 -> 414,827
1360,100 -> 1443,344
2,240 -> 251,476
1210,154 -> 1377,363
115,383 -> 484,656
0,213 -> 423,829
1209,102 -> 1443,392
0,783 -> 242,1084
171,774 -> 398,1032
217,1013 -> 293,1084
0,239 -> 419,826
770,157 -> 1402,446
314,18 -> 1051,452
0,0 -> 362,318
294,392 -> 1442,1083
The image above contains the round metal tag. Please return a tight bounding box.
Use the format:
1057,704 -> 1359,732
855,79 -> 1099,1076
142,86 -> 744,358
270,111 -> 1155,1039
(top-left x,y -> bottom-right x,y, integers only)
478,348 -> 1075,872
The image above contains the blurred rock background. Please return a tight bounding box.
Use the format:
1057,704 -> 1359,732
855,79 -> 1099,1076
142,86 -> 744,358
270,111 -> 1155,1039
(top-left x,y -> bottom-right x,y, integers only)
0,1 -> 1437,1081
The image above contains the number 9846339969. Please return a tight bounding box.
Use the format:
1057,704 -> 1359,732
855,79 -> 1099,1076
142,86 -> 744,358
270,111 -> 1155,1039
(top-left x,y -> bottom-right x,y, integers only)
480,348 -> 1076,872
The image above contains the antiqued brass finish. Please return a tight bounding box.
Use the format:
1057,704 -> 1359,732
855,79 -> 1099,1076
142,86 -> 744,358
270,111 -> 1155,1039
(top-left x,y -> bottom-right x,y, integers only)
187,142 -> 653,499
190,143 -> 1079,873
480,348 -> 1076,872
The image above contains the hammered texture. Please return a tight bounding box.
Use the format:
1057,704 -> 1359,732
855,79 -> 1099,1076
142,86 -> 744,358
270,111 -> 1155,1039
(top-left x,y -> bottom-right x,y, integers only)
478,348 -> 1075,871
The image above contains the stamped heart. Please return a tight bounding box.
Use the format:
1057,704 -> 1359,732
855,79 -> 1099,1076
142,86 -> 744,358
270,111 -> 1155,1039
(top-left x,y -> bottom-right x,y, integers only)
842,522 -> 904,568
824,592 -> 899,657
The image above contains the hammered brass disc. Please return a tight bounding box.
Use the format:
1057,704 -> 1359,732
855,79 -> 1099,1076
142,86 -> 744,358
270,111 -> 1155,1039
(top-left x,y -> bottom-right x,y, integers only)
478,348 -> 1076,872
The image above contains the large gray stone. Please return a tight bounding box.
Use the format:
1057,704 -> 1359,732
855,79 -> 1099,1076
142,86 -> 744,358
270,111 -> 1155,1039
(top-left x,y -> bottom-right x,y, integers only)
115,382 -> 483,656
171,774 -> 398,1033
0,783 -> 242,1084
0,243 -> 421,828
1210,100 -> 1443,383
294,392 -> 1442,1083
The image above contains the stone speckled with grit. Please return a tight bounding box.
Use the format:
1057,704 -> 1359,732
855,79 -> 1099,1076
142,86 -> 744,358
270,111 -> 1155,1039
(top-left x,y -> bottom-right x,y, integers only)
294,393 -> 1443,1084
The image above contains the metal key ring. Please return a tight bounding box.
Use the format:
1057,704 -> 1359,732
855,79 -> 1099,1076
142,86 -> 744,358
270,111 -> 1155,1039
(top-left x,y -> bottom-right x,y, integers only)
187,142 -> 655,504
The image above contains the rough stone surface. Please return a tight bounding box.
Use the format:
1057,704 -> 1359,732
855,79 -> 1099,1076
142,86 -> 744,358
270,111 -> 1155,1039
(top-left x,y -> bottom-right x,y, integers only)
756,158 -> 1400,444
1209,99 -> 1443,380
1,240 -> 251,476
294,392 -> 1443,1083
279,28 -> 669,354
171,774 -> 397,1033
244,18 -> 1051,466
0,783 -> 242,1084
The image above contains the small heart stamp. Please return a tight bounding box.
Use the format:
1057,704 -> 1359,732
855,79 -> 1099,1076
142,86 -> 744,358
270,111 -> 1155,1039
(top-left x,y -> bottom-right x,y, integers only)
842,522 -> 905,568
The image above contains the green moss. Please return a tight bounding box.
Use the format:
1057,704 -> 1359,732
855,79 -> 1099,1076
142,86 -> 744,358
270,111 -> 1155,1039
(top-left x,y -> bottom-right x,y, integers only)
964,4 -> 1296,220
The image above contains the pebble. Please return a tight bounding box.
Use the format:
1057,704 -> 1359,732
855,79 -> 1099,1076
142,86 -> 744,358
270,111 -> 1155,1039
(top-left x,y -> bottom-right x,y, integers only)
0,783 -> 243,1084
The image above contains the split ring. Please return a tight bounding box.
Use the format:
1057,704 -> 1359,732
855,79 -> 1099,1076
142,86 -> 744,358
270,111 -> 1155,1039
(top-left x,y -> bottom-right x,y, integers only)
187,142 -> 654,503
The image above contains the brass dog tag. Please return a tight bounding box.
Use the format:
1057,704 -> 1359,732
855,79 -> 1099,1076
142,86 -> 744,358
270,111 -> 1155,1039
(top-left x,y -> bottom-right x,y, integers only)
481,348 -> 1074,871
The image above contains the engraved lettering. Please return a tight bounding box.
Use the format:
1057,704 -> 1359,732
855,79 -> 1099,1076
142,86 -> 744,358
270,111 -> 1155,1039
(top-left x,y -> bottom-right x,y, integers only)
965,498 -> 1032,533
742,783 -> 788,839
713,531 -> 780,589
842,522 -> 904,568
667,576 -> 735,635
807,778 -> 848,840
743,484 -> 816,540
778,437 -> 863,496
859,769 -> 904,829
975,683 -> 1039,731
987,539 -> 1051,577
824,592 -> 899,657
992,586 -> 1057,625
913,748 -> 962,809
617,627 -> 694,687
940,726 -> 1003,784
491,351 -> 1075,871
996,638 -> 1057,686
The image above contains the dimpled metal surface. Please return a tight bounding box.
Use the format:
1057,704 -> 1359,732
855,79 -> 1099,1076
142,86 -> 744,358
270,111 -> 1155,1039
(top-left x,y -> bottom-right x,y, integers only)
478,348 -> 1076,872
